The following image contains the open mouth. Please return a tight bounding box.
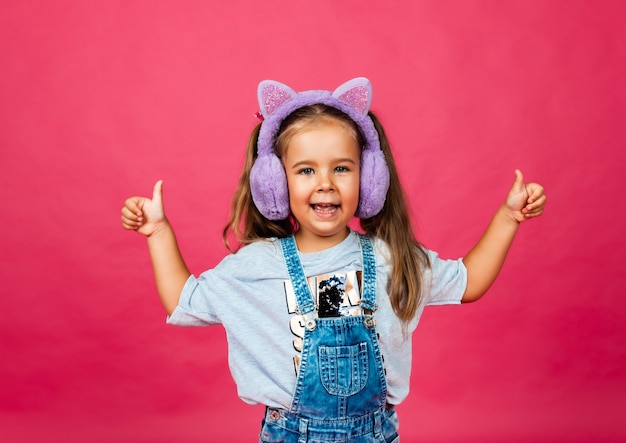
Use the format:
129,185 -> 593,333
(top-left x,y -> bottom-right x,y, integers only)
311,203 -> 339,214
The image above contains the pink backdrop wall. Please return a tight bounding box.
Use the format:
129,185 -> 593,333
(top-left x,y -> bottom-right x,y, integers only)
1,1 -> 625,442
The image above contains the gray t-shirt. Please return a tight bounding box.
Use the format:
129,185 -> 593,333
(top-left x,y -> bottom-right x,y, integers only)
167,230 -> 466,409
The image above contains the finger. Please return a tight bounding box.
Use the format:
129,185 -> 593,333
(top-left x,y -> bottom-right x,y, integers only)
525,183 -> 545,204
524,207 -> 545,218
526,194 -> 547,212
121,211 -> 141,230
123,197 -> 144,216
509,169 -> 528,204
121,220 -> 138,230
524,195 -> 547,215
121,205 -> 141,221
152,180 -> 164,208
121,214 -> 139,230
512,169 -> 524,191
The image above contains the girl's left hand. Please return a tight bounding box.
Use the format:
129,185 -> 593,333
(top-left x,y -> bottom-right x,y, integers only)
504,170 -> 547,223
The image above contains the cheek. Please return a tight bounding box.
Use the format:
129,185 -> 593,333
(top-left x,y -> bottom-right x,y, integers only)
286,176 -> 307,201
342,177 -> 361,204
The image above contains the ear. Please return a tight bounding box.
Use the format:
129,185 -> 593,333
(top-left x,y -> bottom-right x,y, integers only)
332,77 -> 372,115
258,80 -> 297,119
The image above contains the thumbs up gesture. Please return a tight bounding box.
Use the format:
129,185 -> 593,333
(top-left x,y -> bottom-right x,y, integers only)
121,180 -> 167,236
505,170 -> 547,223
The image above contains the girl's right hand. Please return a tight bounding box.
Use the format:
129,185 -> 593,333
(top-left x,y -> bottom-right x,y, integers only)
121,180 -> 167,237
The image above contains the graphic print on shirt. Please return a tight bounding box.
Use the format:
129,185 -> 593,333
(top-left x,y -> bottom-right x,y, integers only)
283,271 -> 363,375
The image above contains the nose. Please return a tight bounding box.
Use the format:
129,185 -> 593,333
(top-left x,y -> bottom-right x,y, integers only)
316,172 -> 334,192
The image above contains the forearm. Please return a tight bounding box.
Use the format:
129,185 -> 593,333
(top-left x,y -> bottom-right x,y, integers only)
462,205 -> 520,302
146,220 -> 191,315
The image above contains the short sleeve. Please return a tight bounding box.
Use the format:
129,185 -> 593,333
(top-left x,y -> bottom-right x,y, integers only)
166,274 -> 221,326
423,250 -> 467,306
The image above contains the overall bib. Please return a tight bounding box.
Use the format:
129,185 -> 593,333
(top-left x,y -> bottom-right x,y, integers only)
260,235 -> 400,443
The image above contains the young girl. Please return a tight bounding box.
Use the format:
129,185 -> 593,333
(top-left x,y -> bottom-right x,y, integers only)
121,77 -> 546,442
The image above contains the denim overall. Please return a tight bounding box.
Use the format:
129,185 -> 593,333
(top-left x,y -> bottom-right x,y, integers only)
260,234 -> 399,443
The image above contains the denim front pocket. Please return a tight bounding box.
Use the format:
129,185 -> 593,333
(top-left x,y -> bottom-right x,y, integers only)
318,342 -> 368,396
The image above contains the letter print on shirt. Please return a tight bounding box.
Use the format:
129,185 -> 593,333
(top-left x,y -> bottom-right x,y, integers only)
284,271 -> 363,376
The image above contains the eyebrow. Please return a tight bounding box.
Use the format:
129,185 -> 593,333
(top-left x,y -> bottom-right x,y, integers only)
289,157 -> 358,169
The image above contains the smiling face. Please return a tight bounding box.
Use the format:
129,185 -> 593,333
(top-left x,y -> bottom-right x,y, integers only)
281,119 -> 361,253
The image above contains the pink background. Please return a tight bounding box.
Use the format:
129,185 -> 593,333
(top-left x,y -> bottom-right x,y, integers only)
1,1 -> 625,442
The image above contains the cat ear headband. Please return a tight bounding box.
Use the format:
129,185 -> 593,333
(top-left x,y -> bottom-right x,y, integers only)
250,77 -> 390,220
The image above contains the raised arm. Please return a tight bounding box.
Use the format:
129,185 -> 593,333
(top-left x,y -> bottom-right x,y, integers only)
461,170 -> 546,303
121,180 -> 191,314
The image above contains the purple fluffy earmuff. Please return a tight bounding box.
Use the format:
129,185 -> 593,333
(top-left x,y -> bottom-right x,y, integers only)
250,77 -> 390,220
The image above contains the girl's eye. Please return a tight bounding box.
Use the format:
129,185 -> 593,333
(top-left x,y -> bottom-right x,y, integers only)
335,166 -> 349,173
299,167 -> 314,175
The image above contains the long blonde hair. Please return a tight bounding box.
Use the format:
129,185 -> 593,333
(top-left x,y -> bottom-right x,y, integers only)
223,105 -> 429,323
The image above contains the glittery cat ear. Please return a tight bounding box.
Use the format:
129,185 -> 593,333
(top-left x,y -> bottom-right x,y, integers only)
332,77 -> 372,115
258,80 -> 297,119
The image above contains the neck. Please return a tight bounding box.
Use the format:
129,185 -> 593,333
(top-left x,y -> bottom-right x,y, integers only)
294,228 -> 350,253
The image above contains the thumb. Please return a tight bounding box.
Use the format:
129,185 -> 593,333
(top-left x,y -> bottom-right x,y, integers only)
512,169 -> 524,192
152,180 -> 164,207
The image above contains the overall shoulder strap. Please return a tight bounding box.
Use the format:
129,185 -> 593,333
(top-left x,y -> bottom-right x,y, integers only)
279,236 -> 316,315
358,234 -> 378,312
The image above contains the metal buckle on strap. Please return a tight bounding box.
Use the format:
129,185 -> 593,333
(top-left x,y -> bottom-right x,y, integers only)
304,317 -> 316,331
